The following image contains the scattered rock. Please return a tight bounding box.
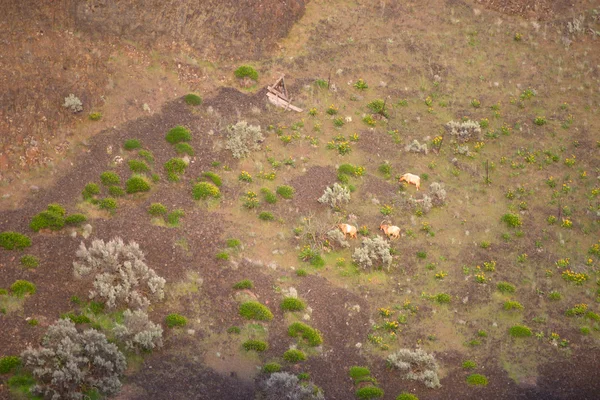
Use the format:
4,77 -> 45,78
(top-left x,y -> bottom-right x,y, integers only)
30,185 -> 39,192
82,224 -> 93,239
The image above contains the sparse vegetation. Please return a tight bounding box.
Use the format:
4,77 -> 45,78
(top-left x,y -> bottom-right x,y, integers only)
0,232 -> 32,250
239,301 -> 273,321
124,139 -> 142,151
283,349 -> 306,363
184,93 -> 202,105
192,182 -> 220,199
276,185 -> 295,199
165,314 -> 187,328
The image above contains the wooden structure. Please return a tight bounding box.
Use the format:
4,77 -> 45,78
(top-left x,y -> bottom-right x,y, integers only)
267,75 -> 303,112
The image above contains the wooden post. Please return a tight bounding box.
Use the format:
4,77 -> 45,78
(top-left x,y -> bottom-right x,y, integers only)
485,160 -> 489,184
327,69 -> 332,90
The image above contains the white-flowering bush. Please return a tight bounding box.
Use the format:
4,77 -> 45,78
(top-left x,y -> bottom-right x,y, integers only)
318,183 -> 350,209
226,121 -> 264,159
387,348 -> 441,389
446,120 -> 481,143
260,372 -> 325,400
21,319 -> 126,399
63,94 -> 83,113
113,309 -> 163,351
352,235 -> 392,270
73,237 -> 165,309
404,139 -> 428,154
326,229 -> 350,248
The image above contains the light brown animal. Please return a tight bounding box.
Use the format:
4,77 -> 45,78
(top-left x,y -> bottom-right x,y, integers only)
399,173 -> 421,191
380,221 -> 401,239
338,223 -> 358,239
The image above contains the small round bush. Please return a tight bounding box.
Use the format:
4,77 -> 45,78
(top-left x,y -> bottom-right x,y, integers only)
258,211 -> 275,221
0,356 -> 21,374
239,301 -> 273,321
82,183 -> 100,200
503,301 -> 524,311
126,176 -> 151,193
227,238 -> 241,248
139,149 -> 154,163
99,198 -> 117,212
466,374 -> 488,386
281,297 -> 306,312
396,393 -> 419,400
166,126 -> 192,144
202,171 -> 222,187
124,139 -> 142,150
263,362 -> 281,373
10,280 -> 36,297
88,112 -> 102,121
100,171 -> 120,186
47,203 -> 66,216
338,164 -> 356,175
233,279 -> 253,290
30,210 -> 65,232
0,232 -> 32,250
462,360 -> 477,369
261,188 -> 277,204
497,281 -> 516,293
65,214 -> 87,226
288,322 -> 323,347
501,213 -> 522,228
164,158 -> 187,182
283,349 -> 306,363
184,93 -> 202,106
20,255 -> 39,268
276,185 -> 295,199
165,313 -> 187,328
435,293 -> 451,304
148,203 -> 168,216
242,340 -> 268,352
166,209 -> 184,226
234,65 -> 258,81
128,159 -> 150,174
192,182 -> 220,200
296,269 -> 307,277
175,142 -> 195,156
65,313 -> 91,324
349,366 -> 371,381
108,186 -> 125,197
509,325 -> 532,338
356,386 -> 384,399
216,251 -> 229,260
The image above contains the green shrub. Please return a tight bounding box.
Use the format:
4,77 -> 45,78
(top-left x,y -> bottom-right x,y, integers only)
64,313 -> 91,324
435,293 -> 451,304
0,356 -> 21,374
283,349 -> 306,363
367,99 -> 389,117
396,393 -> 419,400
184,93 -> 202,106
349,366 -> 371,381
497,282 -> 516,293
548,291 -> 562,301
509,325 -> 532,338
356,386 -> 384,399
338,164 -> 356,175
216,252 -> 229,261
288,322 -> 323,346
258,211 -> 275,221
65,214 -> 87,226
164,158 -> 187,182
20,255 -> 39,268
138,149 -> 154,163
466,374 -> 488,386
462,360 -> 477,369
99,198 -> 117,212
128,159 -> 150,174
239,301 -> 273,321
88,301 -> 105,315
88,112 -> 102,121
124,139 -> 142,150
0,232 -> 32,250
281,297 -> 306,312
10,280 -> 36,297
148,203 -> 168,216
276,185 -> 295,199
296,269 -> 307,277
175,142 -> 194,156
108,186 -> 125,197
234,65 -> 258,81
100,171 -> 120,186
165,314 -> 187,328
263,362 -> 281,373
503,301 -> 524,311
126,177 -> 151,193
233,279 -> 253,290
226,238 -> 241,248
166,126 -> 192,144
82,183 -> 100,201
192,182 -> 220,199
227,326 -> 241,334
501,213 -> 522,228
166,210 -> 184,226
30,207 -> 65,232
261,188 -> 277,204
242,340 -> 268,352
152,173 -> 160,183
202,171 -> 222,187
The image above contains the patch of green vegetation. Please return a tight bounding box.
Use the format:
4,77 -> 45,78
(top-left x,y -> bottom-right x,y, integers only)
164,158 -> 187,181
462,360 -> 477,369
202,171 -> 222,187
227,238 -> 241,248
0,232 -> 32,250
281,297 -> 306,312
548,291 -> 562,301
296,269 -> 308,277
30,204 -> 66,231
260,188 -> 277,204
242,340 -> 268,352
0,356 -> 21,374
174,142 -> 194,156
239,301 -> 273,321
166,126 -> 192,144
509,325 -> 532,338
166,209 -> 184,226
99,198 -> 117,213
501,213 -> 522,228
288,322 -> 322,346
396,393 -> 419,400
367,99 -> 389,118
124,139 -> 142,150
63,312 -> 92,324
276,185 -> 295,199
349,366 -> 371,381
192,182 -> 220,200
435,293 -> 451,304
503,301 -> 524,311
7,373 -> 38,398
466,374 -> 488,386
233,280 -> 253,290
88,112 -> 102,121
148,203 -> 168,216
10,280 -> 36,297
263,362 -> 281,373
356,386 -> 384,399
184,93 -> 202,106
126,176 -> 151,193
82,183 -> 100,201
497,282 -> 516,293
65,214 -> 87,226
234,65 -> 258,81
108,186 -> 125,197
216,251 -> 229,261
227,326 -> 241,334
20,255 -> 39,268
128,159 -> 150,174
283,349 -> 306,363
100,171 -> 120,186
258,211 -> 275,221
139,149 -> 154,163
165,313 -> 187,328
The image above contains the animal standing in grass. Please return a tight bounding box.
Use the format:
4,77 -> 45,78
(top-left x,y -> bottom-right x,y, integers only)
399,173 -> 421,191
380,221 -> 401,240
338,223 -> 358,239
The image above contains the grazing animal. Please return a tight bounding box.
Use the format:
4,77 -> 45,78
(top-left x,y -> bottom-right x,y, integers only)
399,173 -> 421,191
338,223 -> 358,239
380,221 -> 401,239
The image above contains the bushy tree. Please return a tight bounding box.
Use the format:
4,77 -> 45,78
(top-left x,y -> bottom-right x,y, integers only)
21,319 -> 126,399
73,237 -> 165,309
387,348 -> 441,389
259,372 -> 325,400
352,235 -> 392,270
225,121 -> 264,159
318,183 -> 350,209
113,309 -> 163,351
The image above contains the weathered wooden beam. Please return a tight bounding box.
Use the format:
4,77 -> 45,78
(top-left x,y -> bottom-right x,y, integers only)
266,92 -> 303,112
